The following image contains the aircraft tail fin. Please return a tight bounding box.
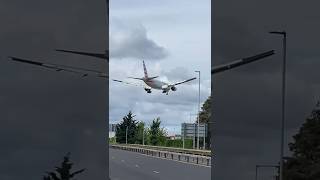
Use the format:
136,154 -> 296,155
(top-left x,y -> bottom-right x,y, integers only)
143,60 -> 149,78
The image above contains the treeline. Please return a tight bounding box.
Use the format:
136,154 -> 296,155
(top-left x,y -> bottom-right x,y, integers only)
111,111 -> 193,149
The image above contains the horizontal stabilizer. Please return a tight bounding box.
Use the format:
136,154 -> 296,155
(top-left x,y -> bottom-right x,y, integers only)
127,76 -> 144,80
147,76 -> 159,80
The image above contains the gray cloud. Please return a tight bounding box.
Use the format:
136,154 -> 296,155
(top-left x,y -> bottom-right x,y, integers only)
110,18 -> 169,60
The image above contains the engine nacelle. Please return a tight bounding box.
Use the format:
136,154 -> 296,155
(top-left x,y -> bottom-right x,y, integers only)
161,85 -> 169,89
171,86 -> 177,91
144,86 -> 152,93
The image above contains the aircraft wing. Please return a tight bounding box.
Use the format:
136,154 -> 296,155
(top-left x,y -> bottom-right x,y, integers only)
172,77 -> 197,86
9,56 -> 107,78
212,50 -> 275,74
112,79 -> 147,87
56,49 -> 108,61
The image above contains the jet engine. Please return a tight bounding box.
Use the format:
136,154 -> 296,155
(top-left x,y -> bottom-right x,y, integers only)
144,86 -> 152,93
171,86 -> 177,91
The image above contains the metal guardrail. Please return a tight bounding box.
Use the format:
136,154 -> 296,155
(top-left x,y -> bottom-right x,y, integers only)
124,144 -> 211,157
110,144 -> 211,166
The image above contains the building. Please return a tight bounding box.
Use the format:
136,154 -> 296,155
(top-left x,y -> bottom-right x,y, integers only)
109,124 -> 117,138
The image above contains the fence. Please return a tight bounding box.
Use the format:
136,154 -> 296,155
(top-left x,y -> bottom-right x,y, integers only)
110,144 -> 211,166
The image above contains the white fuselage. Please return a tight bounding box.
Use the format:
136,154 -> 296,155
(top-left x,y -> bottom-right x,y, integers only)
143,79 -> 167,90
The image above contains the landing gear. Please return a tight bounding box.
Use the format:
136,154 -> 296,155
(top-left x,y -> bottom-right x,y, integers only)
162,90 -> 169,95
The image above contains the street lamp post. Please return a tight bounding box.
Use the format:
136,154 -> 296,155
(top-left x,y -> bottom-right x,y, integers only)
269,31 -> 287,180
126,126 -> 128,145
142,128 -> 145,146
195,70 -> 201,150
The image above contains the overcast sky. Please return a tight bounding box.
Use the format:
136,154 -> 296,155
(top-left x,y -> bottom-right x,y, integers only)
109,0 -> 211,135
213,0 -> 320,179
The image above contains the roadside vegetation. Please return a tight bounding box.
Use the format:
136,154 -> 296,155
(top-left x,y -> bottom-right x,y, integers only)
110,96 -> 212,149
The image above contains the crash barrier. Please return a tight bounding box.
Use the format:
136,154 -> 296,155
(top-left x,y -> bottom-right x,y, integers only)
110,144 -> 211,166
123,144 -> 211,157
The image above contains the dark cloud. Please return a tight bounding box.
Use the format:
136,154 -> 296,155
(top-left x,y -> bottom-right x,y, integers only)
213,0 -> 320,179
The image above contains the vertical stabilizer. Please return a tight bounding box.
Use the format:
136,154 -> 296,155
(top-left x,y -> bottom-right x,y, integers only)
143,60 -> 149,78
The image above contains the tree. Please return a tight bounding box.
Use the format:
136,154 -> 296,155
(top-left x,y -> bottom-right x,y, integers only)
148,117 -> 167,146
115,111 -> 138,144
284,101 -> 320,180
134,122 -> 145,144
199,95 -> 211,124
43,153 -> 85,180
198,95 -> 211,149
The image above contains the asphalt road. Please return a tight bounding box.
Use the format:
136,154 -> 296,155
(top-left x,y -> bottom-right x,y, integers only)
109,148 -> 211,180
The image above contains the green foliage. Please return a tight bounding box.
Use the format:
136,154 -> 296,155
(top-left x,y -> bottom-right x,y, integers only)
165,139 -> 193,149
148,117 -> 167,146
284,102 -> 320,180
183,139 -> 194,149
134,122 -> 145,144
115,111 -> 138,144
43,153 -> 85,180
109,137 -> 116,144
199,95 -> 211,124
198,95 -> 211,149
166,139 -> 182,147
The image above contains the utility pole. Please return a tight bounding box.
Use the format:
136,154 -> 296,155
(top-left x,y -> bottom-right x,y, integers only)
269,31 -> 287,180
195,70 -> 201,149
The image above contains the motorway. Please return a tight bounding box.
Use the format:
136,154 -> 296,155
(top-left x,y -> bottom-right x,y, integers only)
110,148 -> 211,180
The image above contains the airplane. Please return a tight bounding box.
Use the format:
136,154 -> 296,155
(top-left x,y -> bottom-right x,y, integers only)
112,60 -> 197,95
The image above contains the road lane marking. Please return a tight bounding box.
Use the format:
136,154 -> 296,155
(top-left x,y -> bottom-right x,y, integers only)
153,171 -> 160,174
135,164 -> 140,168
121,160 -> 125,162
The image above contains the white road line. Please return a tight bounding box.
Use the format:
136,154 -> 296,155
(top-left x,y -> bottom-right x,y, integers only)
135,164 -> 140,168
153,171 -> 160,174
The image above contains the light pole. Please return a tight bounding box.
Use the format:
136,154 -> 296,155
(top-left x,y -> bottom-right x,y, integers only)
203,124 -> 206,149
195,70 -> 201,150
126,126 -> 128,145
269,31 -> 287,180
182,128 -> 185,149
142,128 -> 145,146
